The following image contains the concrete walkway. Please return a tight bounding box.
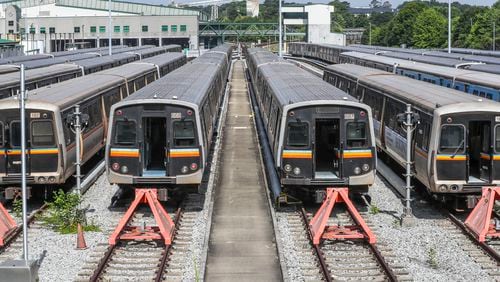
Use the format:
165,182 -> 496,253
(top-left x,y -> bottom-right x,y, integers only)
205,60 -> 281,281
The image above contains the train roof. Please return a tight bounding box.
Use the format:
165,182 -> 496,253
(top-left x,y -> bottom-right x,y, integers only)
448,48 -> 500,58
120,45 -> 231,106
341,51 -> 500,88
69,53 -> 137,70
422,51 -> 500,65
0,54 -> 52,65
382,51 -> 474,67
21,53 -> 99,69
0,64 -> 81,89
466,64 -> 500,75
133,52 -> 185,67
326,64 -> 492,111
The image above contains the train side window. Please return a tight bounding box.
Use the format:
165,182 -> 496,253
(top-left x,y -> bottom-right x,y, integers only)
439,125 -> 465,154
486,93 -> 493,100
173,121 -> 196,147
31,120 -> 55,147
495,125 -> 500,153
115,120 -> 136,145
346,122 -> 367,148
0,122 -> 3,147
287,122 -> 309,147
473,90 -> 479,96
464,84 -> 470,93
479,91 -> 486,97
10,121 -> 21,147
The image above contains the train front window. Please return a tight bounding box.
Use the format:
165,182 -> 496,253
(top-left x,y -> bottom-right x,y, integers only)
31,121 -> 55,147
115,120 -> 136,145
287,122 -> 309,147
439,125 -> 465,154
10,121 -> 21,147
346,122 -> 367,148
173,121 -> 195,147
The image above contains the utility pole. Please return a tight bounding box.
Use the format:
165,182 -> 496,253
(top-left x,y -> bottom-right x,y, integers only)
108,0 -> 112,55
278,0 -> 282,57
447,0 -> 451,53
369,22 -> 372,46
75,105 -> 82,196
494,21 -> 496,52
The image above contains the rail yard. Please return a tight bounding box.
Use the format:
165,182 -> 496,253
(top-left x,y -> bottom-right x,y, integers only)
0,29 -> 499,282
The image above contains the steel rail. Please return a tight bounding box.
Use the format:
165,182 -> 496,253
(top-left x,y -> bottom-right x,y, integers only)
155,207 -> 183,282
368,243 -> 398,282
299,208 -> 331,282
89,244 -> 117,282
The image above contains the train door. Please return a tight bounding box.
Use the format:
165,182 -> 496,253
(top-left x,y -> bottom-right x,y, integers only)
468,121 -> 492,182
142,117 -> 167,176
314,119 -> 340,179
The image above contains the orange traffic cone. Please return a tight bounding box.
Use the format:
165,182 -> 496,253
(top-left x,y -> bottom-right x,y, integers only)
76,223 -> 88,250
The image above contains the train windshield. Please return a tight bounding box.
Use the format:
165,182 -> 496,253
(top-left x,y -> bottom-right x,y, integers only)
173,121 -> 195,147
346,122 -> 367,148
287,122 -> 309,147
31,121 -> 55,147
115,120 -> 136,145
439,125 -> 465,153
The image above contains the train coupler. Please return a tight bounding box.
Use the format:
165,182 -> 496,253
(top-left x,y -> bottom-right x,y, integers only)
308,187 -> 376,245
0,202 -> 17,246
4,187 -> 31,200
108,188 -> 176,246
464,186 -> 500,242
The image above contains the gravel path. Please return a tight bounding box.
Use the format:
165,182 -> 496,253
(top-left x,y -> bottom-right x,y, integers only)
367,176 -> 494,282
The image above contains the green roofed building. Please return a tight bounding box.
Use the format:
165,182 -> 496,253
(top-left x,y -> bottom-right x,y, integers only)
0,0 -> 206,53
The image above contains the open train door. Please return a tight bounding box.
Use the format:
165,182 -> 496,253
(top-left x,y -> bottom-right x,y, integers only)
469,121 -> 492,183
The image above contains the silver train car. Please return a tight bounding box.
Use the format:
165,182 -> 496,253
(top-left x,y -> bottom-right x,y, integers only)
246,48 -> 376,194
0,45 -> 182,100
324,64 -> 500,205
0,53 -> 186,198
106,45 -> 232,193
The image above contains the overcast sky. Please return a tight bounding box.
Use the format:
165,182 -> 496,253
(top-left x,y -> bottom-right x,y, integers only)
135,0 -> 497,7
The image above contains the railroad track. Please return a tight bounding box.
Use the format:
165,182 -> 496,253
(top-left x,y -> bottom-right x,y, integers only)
77,194 -> 203,282
278,206 -> 410,281
377,158 -> 500,277
0,160 -> 105,257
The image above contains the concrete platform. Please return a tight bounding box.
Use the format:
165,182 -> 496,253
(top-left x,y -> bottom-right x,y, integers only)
205,60 -> 281,281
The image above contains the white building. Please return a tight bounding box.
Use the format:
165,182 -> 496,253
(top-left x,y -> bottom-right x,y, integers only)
282,4 -> 346,46
0,0 -> 206,53
246,0 -> 259,17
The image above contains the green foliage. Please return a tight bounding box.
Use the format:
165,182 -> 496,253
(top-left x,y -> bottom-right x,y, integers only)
385,1 -> 428,47
412,8 -> 447,48
369,204 -> 380,215
427,247 -> 439,269
465,8 -> 500,50
12,197 -> 22,218
40,189 -> 99,234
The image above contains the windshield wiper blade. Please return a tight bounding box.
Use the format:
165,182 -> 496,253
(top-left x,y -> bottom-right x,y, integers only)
450,139 -> 465,159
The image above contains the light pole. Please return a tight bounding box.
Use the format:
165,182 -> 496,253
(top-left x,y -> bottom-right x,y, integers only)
19,64 -> 28,264
108,0 -> 112,55
447,0 -> 451,53
369,22 -> 372,46
494,21 -> 496,52
278,0 -> 282,57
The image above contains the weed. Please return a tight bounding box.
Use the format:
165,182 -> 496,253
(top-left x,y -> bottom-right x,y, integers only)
392,219 -> 400,228
12,196 -> 22,218
369,205 -> 380,215
427,247 -> 438,269
40,189 -> 99,234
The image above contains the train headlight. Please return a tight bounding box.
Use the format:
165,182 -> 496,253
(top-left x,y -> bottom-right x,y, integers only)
112,163 -> 120,171
120,166 -> 128,174
293,167 -> 301,175
38,177 -> 46,183
190,163 -> 198,171
48,176 -> 56,183
284,164 -> 292,172
362,164 -> 370,172
181,166 -> 189,174
439,185 -> 448,192
354,167 -> 361,175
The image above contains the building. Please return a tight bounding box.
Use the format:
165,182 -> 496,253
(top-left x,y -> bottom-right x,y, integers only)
246,0 -> 259,17
0,0 -> 207,53
282,4 -> 345,46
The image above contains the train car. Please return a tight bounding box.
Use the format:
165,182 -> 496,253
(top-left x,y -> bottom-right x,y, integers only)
447,48 -> 500,58
247,48 -> 376,195
0,53 -> 187,198
339,51 -> 500,101
288,42 -> 374,64
324,63 -> 500,206
105,44 -> 232,194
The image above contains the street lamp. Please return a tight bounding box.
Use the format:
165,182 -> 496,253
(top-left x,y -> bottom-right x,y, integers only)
278,0 -> 282,57
108,0 -> 112,55
19,64 -> 28,264
369,22 -> 372,46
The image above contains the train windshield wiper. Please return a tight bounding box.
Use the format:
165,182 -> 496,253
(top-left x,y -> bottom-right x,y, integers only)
450,139 -> 465,159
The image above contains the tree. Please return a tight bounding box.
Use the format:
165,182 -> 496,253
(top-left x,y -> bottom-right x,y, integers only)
412,8 -> 447,48
384,1 -> 427,46
465,7 -> 500,49
370,0 -> 381,8
382,1 -> 392,8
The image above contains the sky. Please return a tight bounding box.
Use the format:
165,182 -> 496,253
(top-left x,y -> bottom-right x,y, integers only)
133,0 -> 497,7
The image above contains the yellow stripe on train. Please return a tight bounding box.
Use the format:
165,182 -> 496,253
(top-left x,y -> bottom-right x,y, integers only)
282,150 -> 312,159
436,155 -> 467,161
110,148 -> 140,158
169,149 -> 200,158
